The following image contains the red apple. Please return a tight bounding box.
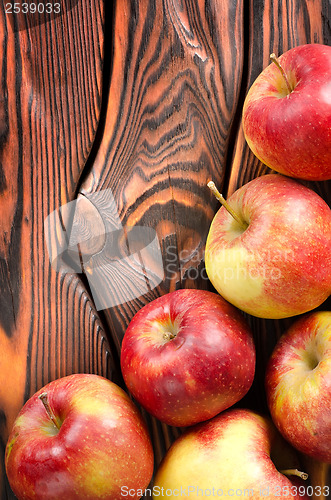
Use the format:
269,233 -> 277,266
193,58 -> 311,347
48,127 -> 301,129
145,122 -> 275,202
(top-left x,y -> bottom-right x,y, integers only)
5,374 -> 154,500
242,44 -> 331,181
120,289 -> 255,427
153,408 -> 310,499
266,311 -> 331,464
205,174 -> 331,319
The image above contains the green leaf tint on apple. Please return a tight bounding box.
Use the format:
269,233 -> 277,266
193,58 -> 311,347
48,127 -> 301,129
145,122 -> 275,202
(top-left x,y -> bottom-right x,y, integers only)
153,408 -> 309,499
242,44 -> 331,181
5,374 -> 154,500
120,289 -> 256,427
266,311 -> 331,464
205,174 -> 331,319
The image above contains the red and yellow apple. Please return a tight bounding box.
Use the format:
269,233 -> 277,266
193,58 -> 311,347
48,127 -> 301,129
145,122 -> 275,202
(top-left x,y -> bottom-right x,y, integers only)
266,310 -> 331,464
153,408 -> 309,499
205,174 -> 331,319
5,374 -> 154,500
120,289 -> 255,427
242,44 -> 331,181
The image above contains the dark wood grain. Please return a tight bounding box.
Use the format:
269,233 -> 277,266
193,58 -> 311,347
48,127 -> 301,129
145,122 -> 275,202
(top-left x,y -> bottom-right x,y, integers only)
79,0 -> 244,350
0,2 -> 114,498
68,0 -> 244,470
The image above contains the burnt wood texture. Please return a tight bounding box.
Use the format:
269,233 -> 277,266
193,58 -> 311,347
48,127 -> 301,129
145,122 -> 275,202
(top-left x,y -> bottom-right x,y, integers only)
0,0 -> 330,498
0,2 -> 114,498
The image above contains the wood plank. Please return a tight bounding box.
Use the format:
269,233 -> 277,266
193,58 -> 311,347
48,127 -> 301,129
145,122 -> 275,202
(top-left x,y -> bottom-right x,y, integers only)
79,0 -> 244,351
71,0 -> 244,468
0,2 -> 114,498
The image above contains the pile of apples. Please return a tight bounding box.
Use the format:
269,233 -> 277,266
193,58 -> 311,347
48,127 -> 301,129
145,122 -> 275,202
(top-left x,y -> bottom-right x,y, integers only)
5,44 -> 331,500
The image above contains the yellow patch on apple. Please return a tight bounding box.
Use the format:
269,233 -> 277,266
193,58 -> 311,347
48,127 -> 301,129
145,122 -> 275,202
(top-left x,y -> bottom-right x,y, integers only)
154,412 -> 278,496
206,246 -> 263,305
76,460 -> 112,497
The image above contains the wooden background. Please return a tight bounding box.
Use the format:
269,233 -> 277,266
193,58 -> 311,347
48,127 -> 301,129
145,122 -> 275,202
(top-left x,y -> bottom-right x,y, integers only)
0,0 -> 330,497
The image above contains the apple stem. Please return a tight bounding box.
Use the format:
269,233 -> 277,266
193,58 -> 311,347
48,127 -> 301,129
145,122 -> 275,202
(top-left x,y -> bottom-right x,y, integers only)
38,392 -> 61,431
207,181 -> 248,231
280,469 -> 308,481
270,53 -> 293,94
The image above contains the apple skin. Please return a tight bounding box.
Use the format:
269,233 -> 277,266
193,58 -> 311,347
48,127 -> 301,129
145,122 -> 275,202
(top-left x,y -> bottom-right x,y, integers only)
265,311 -> 331,464
5,374 -> 154,500
242,44 -> 331,181
205,174 -> 331,319
153,408 -> 309,499
120,289 -> 256,427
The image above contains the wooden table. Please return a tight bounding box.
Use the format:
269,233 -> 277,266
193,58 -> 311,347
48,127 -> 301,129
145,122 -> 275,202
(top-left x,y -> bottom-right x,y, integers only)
0,0 -> 330,497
